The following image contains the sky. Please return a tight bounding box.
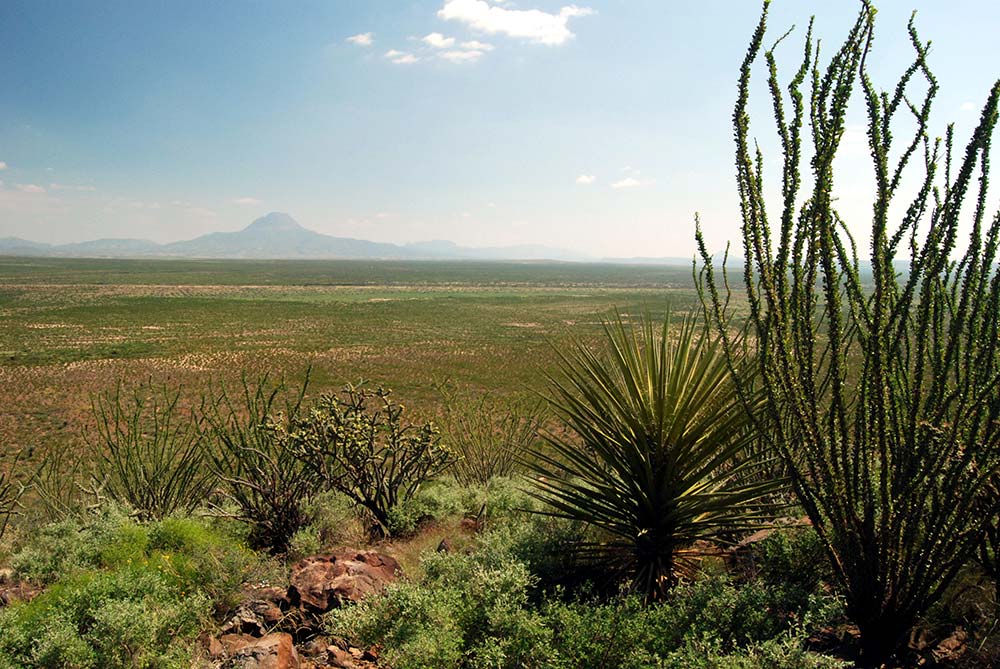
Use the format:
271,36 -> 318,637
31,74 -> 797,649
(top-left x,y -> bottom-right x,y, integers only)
1,0 -> 999,258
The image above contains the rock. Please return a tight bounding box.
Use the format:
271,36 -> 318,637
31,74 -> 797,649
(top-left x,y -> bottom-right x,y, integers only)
298,636 -> 330,659
220,633 -> 256,656
932,628 -> 968,662
0,580 -> 42,607
327,645 -> 358,668
230,632 -> 300,669
221,586 -> 291,636
204,634 -> 225,659
288,551 -> 401,614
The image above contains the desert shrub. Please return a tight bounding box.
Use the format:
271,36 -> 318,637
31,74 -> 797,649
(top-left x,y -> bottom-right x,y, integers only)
697,1 -> 1000,661
754,527 -> 831,598
9,510 -> 258,607
293,384 -> 455,537
327,532 -> 554,669
88,381 -> 209,521
0,511 -> 258,668
530,309 -> 779,600
0,568 -> 207,669
439,389 -> 542,486
201,372 -> 321,554
386,477 -> 469,536
287,490 -> 369,560
328,525 -> 844,669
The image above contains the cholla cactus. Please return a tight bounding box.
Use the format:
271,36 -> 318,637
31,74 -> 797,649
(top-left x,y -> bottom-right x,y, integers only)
294,385 -> 454,538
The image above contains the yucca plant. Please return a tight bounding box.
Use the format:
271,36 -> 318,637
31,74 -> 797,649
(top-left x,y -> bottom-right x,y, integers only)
697,1 -> 1000,662
89,381 -> 210,521
529,310 -> 780,601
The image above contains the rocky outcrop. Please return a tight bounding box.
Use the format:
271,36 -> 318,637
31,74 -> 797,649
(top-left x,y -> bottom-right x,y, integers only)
229,633 -> 299,669
288,551 -> 401,614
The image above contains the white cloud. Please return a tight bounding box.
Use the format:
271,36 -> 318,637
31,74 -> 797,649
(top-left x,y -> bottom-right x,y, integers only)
0,161 -> 7,170
438,0 -> 594,46
385,49 -> 419,64
960,101 -> 977,112
346,32 -> 374,46
15,184 -> 45,194
422,32 -> 456,48
611,177 -> 652,189
460,40 -> 494,51
49,183 -> 97,192
575,174 -> 596,185
440,49 -> 484,63
233,196 -> 262,205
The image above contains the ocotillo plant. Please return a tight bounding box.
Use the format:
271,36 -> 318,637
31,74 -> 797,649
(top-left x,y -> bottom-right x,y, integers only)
697,1 -> 1000,663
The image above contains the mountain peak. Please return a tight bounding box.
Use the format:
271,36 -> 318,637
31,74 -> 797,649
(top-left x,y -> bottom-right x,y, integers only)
243,212 -> 303,233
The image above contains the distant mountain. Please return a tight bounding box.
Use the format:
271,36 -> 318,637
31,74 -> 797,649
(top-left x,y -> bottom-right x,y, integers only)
0,213 -> 593,262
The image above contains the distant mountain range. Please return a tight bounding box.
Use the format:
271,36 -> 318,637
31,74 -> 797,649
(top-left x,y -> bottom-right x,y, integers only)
0,212 -> 699,264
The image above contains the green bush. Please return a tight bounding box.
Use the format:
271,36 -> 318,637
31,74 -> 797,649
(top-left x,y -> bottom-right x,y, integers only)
0,569 -> 206,669
1,512 -> 260,668
328,524 -> 844,669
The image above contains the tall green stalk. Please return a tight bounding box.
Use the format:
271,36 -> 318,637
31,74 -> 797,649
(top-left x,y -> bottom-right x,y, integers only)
697,1 -> 1000,662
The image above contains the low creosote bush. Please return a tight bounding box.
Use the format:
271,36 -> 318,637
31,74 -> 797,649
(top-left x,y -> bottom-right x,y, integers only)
0,511 -> 260,668
327,520 -> 845,669
0,569 -> 207,669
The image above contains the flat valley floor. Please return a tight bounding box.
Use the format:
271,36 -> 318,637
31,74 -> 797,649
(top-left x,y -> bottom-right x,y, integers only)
0,257 -> 704,458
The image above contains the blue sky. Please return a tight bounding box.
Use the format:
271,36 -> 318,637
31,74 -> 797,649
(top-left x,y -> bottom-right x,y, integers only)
1,0 -> 998,257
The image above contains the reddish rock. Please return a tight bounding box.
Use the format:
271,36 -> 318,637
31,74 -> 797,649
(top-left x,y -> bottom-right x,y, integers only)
230,632 -> 300,669
288,551 -> 401,614
327,645 -> 358,668
221,633 -> 257,656
0,581 -> 43,607
204,635 -> 225,659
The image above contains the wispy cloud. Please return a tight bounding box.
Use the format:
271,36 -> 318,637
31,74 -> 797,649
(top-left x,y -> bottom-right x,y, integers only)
460,40 -> 494,51
233,196 -> 262,205
611,177 -> 652,189
438,0 -> 594,46
346,32 -> 374,46
439,49 -> 485,63
15,184 -> 45,194
960,101 -> 977,112
575,174 -> 596,185
0,161 -> 7,170
385,49 -> 419,64
49,183 -> 97,192
422,32 -> 456,48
